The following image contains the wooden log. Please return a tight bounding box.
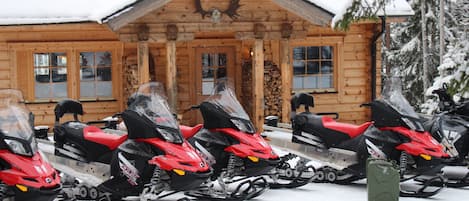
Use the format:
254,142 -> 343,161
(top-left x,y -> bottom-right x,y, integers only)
138,42 -> 150,84
280,39 -> 291,123
166,41 -> 177,112
252,39 -> 264,132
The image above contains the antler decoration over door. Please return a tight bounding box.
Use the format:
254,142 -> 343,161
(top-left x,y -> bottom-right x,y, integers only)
194,0 -> 241,21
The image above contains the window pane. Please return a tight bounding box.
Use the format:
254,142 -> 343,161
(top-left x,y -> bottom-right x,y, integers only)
293,76 -> 303,89
321,75 -> 333,88
202,81 -> 214,95
52,83 -> 68,98
293,60 -> 305,75
51,53 -> 67,67
96,81 -> 112,97
307,46 -> 319,59
307,61 -> 319,74
80,82 -> 95,98
293,47 -> 305,60
35,83 -> 51,99
202,53 -> 210,67
304,76 -> 318,89
97,67 -> 111,81
80,52 -> 94,67
217,67 -> 227,78
96,52 -> 112,67
321,61 -> 333,73
34,53 -> 49,67
218,54 -> 227,66
34,68 -> 50,83
80,67 -> 95,81
322,46 -> 333,59
202,67 -> 214,79
52,67 -> 67,83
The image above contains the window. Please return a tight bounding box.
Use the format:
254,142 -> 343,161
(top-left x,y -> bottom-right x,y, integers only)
34,53 -> 68,99
80,52 -> 112,98
12,42 -> 120,102
292,46 -> 334,91
201,53 -> 227,95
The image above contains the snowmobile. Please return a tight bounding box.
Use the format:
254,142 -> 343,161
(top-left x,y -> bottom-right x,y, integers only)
264,76 -> 449,198
415,84 -> 469,187
41,82 -> 212,201
180,82 -> 311,201
0,89 -> 61,201
53,99 -> 126,164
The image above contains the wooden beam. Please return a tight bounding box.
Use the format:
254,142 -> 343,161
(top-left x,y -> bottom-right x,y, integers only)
280,39 -> 291,123
106,0 -> 172,31
138,41 -> 150,84
119,33 -> 194,43
166,41 -> 177,112
235,31 -> 307,40
252,39 -> 264,132
271,0 -> 333,26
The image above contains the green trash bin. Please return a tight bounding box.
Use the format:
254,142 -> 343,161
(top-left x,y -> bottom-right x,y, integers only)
367,158 -> 400,201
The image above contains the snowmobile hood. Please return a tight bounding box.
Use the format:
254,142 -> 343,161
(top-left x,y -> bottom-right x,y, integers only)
219,128 -> 279,160
0,151 -> 60,188
381,127 -> 449,158
139,138 -> 210,173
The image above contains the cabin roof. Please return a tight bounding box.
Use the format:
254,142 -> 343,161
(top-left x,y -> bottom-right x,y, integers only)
0,0 -> 413,26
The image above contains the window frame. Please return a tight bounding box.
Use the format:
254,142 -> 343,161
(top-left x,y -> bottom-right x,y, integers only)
10,42 -> 122,103
290,37 -> 343,94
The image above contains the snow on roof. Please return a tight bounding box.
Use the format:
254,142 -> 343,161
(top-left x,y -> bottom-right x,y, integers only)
0,0 -> 413,26
306,0 -> 414,27
0,0 -> 138,25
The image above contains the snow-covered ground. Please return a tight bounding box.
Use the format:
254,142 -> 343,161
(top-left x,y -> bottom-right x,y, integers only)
157,179 -> 468,201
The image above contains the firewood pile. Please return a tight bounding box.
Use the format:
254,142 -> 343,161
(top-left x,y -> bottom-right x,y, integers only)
241,60 -> 282,119
123,54 -> 139,106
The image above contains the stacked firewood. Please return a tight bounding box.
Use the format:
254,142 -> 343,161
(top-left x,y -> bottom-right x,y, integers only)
241,60 -> 282,119
263,61 -> 282,117
123,54 -> 139,106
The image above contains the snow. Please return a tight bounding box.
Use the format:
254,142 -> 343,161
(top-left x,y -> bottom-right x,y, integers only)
0,0 -> 414,26
0,0 -> 137,25
306,0 -> 414,27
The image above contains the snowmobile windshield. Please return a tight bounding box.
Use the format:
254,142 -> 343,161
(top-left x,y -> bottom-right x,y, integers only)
0,102 -> 38,157
205,82 -> 256,133
381,76 -> 420,119
128,82 -> 183,144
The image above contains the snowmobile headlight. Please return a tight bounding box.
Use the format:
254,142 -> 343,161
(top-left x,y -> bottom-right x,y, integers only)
15,184 -> 28,192
231,119 -> 256,134
420,154 -> 432,161
402,117 -> 417,131
173,169 -> 186,176
248,156 -> 259,163
4,139 -> 33,156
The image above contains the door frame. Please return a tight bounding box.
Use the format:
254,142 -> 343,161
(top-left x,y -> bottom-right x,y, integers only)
188,40 -> 242,125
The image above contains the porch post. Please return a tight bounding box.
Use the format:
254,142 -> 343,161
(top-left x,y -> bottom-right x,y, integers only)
252,23 -> 265,132
280,39 -> 291,123
280,23 -> 293,123
137,24 -> 150,84
166,24 -> 178,112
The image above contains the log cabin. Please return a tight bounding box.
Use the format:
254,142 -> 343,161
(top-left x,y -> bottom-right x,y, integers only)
0,0 -> 413,130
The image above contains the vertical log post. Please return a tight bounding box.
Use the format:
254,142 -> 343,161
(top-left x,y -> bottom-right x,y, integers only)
252,23 -> 265,132
166,24 -> 178,112
137,24 -> 150,85
280,23 -> 292,123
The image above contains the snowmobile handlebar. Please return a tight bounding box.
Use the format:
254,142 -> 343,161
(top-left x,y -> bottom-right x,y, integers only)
360,103 -> 372,107
182,105 -> 201,114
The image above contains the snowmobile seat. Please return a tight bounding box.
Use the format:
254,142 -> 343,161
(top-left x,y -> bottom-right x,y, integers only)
180,124 -> 203,139
322,116 -> 372,138
83,126 -> 127,150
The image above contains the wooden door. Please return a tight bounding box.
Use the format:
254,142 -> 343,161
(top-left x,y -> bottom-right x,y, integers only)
194,46 -> 236,123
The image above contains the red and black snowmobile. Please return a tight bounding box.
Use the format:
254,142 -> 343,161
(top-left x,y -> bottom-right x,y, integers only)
416,84 -> 469,187
41,82 -> 211,200
0,89 -> 61,201
180,82 -> 312,201
264,76 -> 449,198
